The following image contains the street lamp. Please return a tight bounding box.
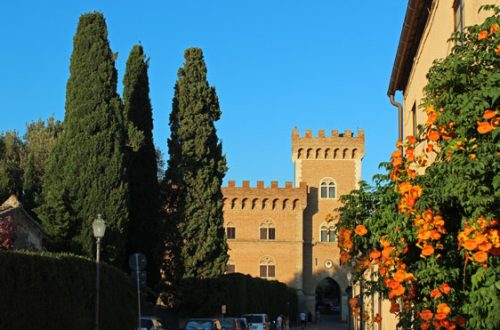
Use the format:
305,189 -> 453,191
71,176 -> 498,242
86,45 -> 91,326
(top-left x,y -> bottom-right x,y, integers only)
346,272 -> 353,330
92,214 -> 106,330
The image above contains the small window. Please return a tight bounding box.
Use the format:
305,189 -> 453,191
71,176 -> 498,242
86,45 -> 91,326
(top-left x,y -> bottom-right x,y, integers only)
320,224 -> 336,242
259,257 -> 276,278
226,227 -> 236,240
320,179 -> 336,199
226,264 -> 235,274
260,221 -> 276,240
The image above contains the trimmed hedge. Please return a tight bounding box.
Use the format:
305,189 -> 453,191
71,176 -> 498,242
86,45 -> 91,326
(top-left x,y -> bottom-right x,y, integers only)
0,250 -> 135,330
177,273 -> 298,321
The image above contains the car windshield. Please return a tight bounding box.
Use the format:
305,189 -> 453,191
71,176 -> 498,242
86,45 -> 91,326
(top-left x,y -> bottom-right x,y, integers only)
245,316 -> 263,323
222,319 -> 236,329
186,320 -> 214,330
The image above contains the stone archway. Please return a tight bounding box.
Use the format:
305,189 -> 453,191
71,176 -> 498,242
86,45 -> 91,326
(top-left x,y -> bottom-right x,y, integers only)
315,277 -> 341,315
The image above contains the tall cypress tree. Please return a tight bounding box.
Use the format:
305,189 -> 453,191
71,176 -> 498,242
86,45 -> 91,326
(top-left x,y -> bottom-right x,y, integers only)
36,13 -> 129,265
164,48 -> 228,279
122,44 -> 161,283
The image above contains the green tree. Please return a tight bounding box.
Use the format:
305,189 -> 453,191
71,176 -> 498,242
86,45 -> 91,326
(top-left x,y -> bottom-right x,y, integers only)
122,44 -> 161,284
164,48 -> 228,281
0,131 -> 24,203
22,117 -> 63,211
36,13 -> 130,266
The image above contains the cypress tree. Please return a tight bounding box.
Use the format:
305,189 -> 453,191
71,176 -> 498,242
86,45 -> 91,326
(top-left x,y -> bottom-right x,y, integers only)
122,44 -> 161,283
165,48 -> 228,279
36,13 -> 129,265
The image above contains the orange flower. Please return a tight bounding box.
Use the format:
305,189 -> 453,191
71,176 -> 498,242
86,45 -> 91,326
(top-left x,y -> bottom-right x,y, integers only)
422,244 -> 435,256
439,283 -> 451,294
484,109 -> 498,119
382,246 -> 393,259
491,24 -> 499,34
420,310 -> 433,321
478,241 -> 492,252
369,249 -> 381,260
478,30 -> 488,40
428,130 -> 440,141
477,121 -> 495,134
374,313 -> 382,323
407,136 -> 417,144
349,297 -> 358,307
344,239 -> 353,249
430,288 -> 442,299
496,45 -> 500,56
426,113 -> 438,126
474,251 -> 488,263
390,301 -> 400,313
390,284 -> 405,297
420,321 -> 430,330
340,251 -> 350,264
463,239 -> 478,251
437,303 -> 451,315
355,224 -> 368,236
435,312 -> 447,321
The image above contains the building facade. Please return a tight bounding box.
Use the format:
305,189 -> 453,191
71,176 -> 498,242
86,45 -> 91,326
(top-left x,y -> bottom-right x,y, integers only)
222,128 -> 364,314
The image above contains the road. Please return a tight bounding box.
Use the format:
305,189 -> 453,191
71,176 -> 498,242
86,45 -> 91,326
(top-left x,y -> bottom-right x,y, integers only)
291,314 -> 348,330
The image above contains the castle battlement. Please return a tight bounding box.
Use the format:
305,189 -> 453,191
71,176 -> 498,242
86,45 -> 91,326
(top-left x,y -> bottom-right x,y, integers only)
291,128 -> 365,160
222,180 -> 307,211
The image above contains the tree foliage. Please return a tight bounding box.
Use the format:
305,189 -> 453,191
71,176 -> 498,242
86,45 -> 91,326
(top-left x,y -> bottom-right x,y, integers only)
336,7 -> 499,330
122,44 -> 161,284
0,131 -> 24,203
36,13 -> 130,266
163,48 -> 228,287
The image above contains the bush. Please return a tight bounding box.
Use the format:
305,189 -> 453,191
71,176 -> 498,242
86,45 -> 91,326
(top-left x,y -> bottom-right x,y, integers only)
176,273 -> 298,320
0,250 -> 135,330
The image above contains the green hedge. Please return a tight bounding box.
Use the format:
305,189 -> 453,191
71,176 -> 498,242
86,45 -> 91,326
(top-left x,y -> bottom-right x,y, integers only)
177,273 -> 298,321
0,250 -> 135,330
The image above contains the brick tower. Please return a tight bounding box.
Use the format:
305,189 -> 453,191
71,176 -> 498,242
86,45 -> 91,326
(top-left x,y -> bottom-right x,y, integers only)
291,128 -> 365,313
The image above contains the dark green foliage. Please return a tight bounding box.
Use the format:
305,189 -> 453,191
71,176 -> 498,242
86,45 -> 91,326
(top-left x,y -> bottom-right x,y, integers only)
36,13 -> 130,265
22,117 -> 63,212
163,48 -> 228,282
0,131 -> 24,203
0,250 -> 135,330
177,273 -> 298,320
122,44 -> 161,284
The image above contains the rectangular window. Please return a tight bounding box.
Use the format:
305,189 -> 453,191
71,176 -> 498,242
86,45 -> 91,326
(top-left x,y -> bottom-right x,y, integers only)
260,228 -> 267,240
411,103 -> 417,137
226,227 -> 236,239
328,186 -> 336,199
321,230 -> 327,242
226,264 -> 235,274
260,265 -> 267,277
328,231 -> 336,242
268,265 -> 275,277
268,228 -> 276,240
320,186 -> 328,198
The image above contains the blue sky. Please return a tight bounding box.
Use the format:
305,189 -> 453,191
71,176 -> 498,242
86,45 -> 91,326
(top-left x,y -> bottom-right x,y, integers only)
0,1 -> 407,187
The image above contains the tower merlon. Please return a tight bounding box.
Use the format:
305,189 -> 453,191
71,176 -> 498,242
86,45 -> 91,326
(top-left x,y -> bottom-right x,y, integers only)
291,128 -> 365,160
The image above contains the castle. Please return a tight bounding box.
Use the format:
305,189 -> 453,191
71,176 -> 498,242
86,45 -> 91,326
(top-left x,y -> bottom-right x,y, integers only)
222,128 -> 364,314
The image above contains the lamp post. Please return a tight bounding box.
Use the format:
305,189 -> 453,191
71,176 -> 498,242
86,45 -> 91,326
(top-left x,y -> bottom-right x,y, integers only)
92,214 -> 106,330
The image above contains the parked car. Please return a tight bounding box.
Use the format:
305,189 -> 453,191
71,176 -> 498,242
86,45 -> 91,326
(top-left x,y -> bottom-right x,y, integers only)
236,317 -> 248,330
184,318 -> 222,330
140,316 -> 166,330
242,314 -> 269,330
221,317 -> 241,330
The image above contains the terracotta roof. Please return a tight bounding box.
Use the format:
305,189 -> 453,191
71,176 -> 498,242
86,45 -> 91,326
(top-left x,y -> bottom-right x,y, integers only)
387,0 -> 432,96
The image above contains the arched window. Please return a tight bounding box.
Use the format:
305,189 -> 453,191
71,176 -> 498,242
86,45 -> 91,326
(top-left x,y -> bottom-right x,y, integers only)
320,223 -> 336,242
226,222 -> 236,240
259,256 -> 276,278
320,178 -> 336,199
260,219 -> 276,240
